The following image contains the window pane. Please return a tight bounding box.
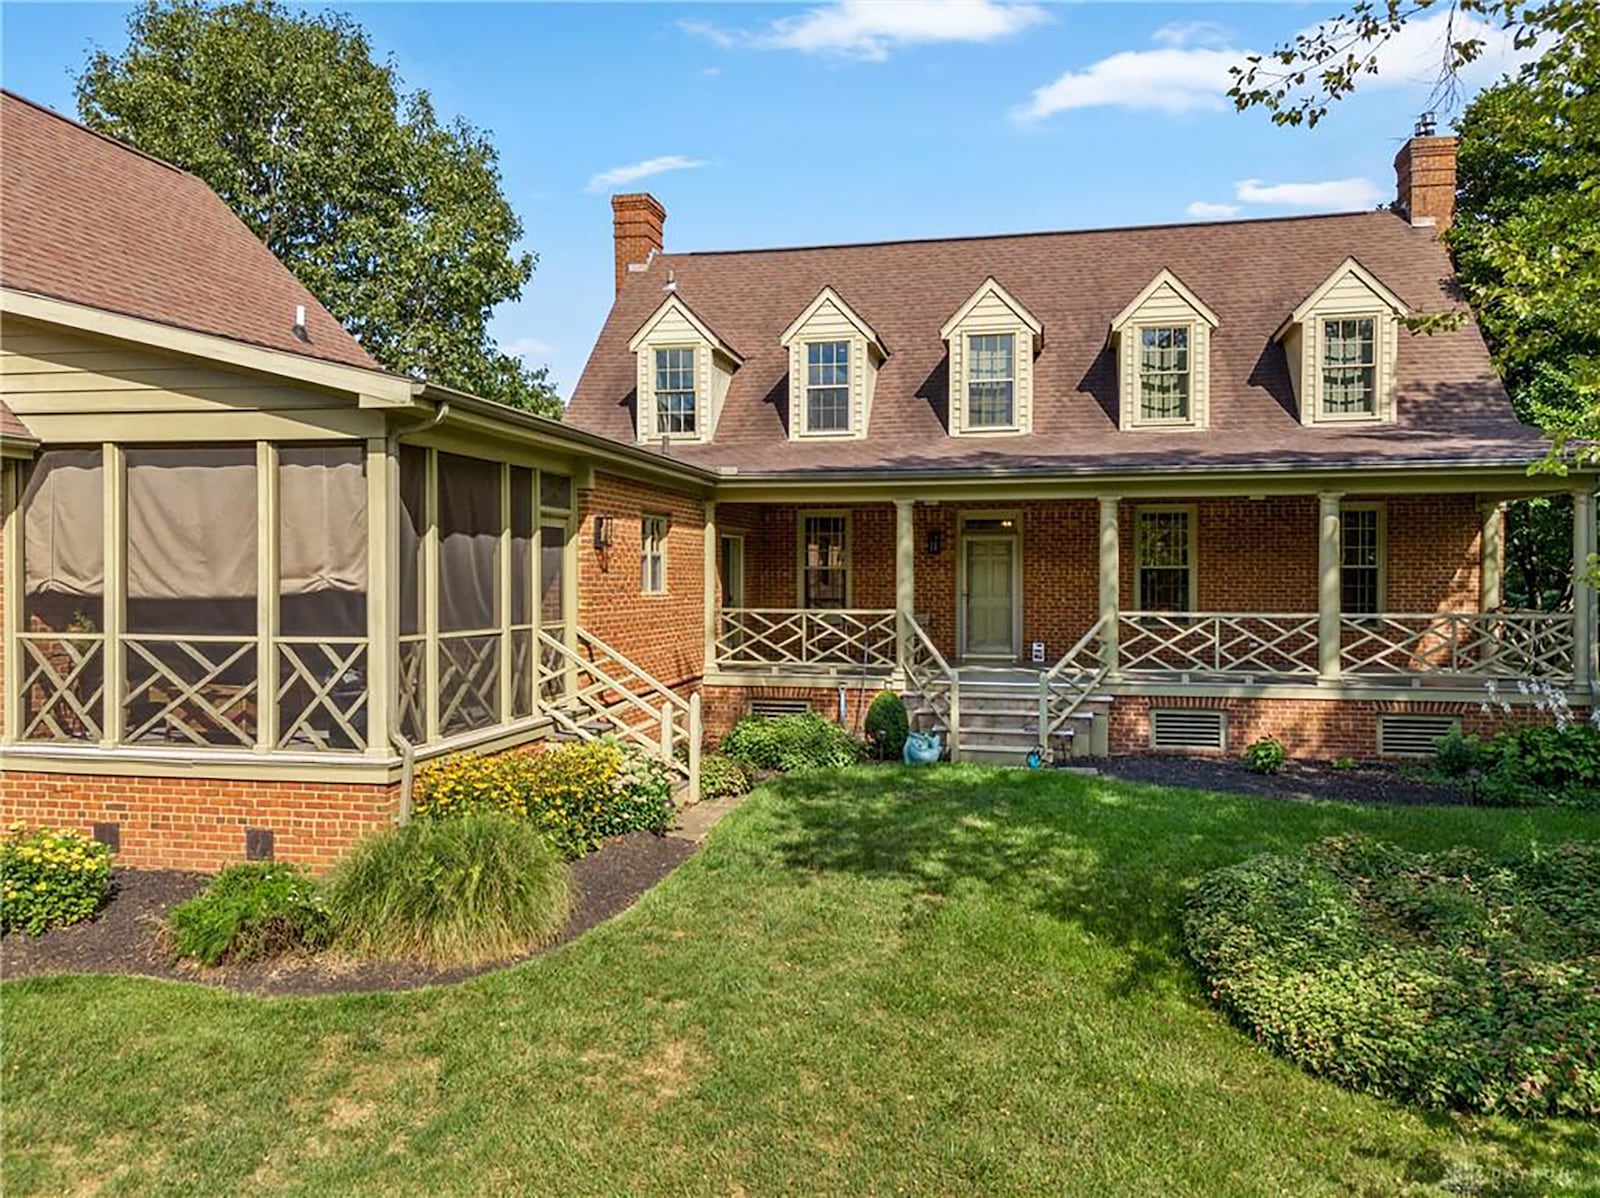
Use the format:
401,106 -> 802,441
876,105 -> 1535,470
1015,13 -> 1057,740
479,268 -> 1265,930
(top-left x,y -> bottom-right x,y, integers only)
654,347 -> 697,434
21,448 -> 103,633
1137,510 -> 1191,612
398,445 -> 426,636
1322,318 -> 1376,414
967,334 -> 1015,427
806,341 -> 851,431
511,466 -> 534,625
278,444 -> 367,638
1341,508 -> 1381,614
802,515 -> 848,608
540,524 -> 566,624
1139,326 -> 1191,421
539,472 -> 572,511
640,515 -> 667,593
436,453 -> 501,633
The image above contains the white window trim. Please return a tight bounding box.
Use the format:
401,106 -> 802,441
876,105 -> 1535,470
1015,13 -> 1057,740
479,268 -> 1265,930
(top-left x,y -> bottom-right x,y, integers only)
802,340 -> 855,437
1134,503 -> 1199,613
650,344 -> 701,440
1316,313 -> 1383,423
963,332 -> 1021,433
641,513 -> 669,596
795,509 -> 852,609
1130,321 -> 1198,429
1339,501 -> 1387,615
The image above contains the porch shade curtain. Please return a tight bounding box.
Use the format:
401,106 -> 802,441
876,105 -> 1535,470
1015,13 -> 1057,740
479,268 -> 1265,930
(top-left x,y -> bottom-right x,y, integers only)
21,448 -> 103,631
278,445 -> 367,636
437,452 -> 501,633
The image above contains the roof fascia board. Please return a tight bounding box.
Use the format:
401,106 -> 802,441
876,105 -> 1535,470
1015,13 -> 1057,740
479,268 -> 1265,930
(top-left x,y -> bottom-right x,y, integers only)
780,285 -> 886,354
1109,268 -> 1221,331
1,287 -> 413,404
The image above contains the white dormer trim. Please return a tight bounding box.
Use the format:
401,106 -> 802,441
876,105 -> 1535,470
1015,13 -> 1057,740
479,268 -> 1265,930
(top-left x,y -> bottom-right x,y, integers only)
1108,268 -> 1219,432
1276,257 -> 1409,428
780,287 -> 885,441
627,295 -> 740,445
941,277 -> 1041,437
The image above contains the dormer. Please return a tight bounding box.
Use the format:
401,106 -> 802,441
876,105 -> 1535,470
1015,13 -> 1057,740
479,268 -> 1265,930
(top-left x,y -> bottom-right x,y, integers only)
780,287 -> 885,440
1108,269 -> 1219,432
627,294 -> 742,445
940,278 -> 1042,436
1275,257 -> 1408,427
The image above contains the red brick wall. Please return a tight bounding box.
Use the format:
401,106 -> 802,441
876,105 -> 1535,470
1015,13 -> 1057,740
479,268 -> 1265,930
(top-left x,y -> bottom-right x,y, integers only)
0,771 -> 399,872
577,471 -> 709,688
700,683 -> 881,741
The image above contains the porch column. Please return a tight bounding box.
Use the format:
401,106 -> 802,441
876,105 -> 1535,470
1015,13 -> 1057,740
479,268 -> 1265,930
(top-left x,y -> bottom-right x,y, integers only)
895,498 -> 915,671
1098,496 -> 1119,678
1574,487 -> 1596,693
1479,500 -> 1505,613
1318,491 -> 1343,683
364,436 -> 394,754
703,499 -> 718,677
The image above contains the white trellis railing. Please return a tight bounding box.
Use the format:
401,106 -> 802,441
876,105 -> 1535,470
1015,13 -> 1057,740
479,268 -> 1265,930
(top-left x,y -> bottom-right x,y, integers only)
122,634 -> 257,747
276,638 -> 368,752
903,616 -> 957,756
715,608 -> 897,670
15,631 -> 104,742
1339,611 -> 1575,681
1117,612 -> 1321,680
1038,614 -> 1111,751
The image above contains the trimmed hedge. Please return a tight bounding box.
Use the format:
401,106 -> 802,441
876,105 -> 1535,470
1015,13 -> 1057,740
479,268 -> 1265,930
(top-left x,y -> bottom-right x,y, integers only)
167,863 -> 330,966
1,824 -> 112,936
864,692 -> 910,761
721,712 -> 864,773
1185,835 -> 1600,1117
414,737 -> 674,857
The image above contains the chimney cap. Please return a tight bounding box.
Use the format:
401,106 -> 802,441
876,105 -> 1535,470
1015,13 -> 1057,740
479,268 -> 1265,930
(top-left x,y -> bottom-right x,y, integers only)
611,192 -> 667,219
1414,110 -> 1437,137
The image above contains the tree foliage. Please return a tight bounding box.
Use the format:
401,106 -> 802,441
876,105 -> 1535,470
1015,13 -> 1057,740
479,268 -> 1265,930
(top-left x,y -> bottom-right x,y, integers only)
76,0 -> 559,415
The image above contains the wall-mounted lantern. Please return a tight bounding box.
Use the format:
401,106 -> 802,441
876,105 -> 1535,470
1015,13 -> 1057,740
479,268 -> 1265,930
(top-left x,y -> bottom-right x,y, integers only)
924,530 -> 943,557
593,515 -> 614,551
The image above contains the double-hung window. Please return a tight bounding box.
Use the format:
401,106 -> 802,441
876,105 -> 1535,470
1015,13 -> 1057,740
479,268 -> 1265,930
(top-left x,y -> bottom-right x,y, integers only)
1341,506 -> 1383,615
800,513 -> 849,608
654,347 -> 697,435
805,341 -> 850,433
640,515 -> 668,594
1322,318 -> 1376,416
1136,508 -> 1194,612
1138,326 -> 1191,422
966,333 -> 1016,428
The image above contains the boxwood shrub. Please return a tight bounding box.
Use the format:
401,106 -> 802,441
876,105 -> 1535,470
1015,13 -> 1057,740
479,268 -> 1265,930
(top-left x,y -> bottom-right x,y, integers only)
864,691 -> 910,761
721,712 -> 864,773
1184,835 -> 1600,1117
1,823 -> 112,936
698,753 -> 756,800
167,862 -> 331,966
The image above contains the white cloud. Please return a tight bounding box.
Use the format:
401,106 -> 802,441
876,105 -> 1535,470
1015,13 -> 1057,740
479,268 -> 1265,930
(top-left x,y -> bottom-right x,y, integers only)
586,155 -> 708,194
504,336 -> 554,361
1185,200 -> 1242,220
1234,177 -> 1384,210
1016,9 -> 1531,123
684,0 -> 1048,62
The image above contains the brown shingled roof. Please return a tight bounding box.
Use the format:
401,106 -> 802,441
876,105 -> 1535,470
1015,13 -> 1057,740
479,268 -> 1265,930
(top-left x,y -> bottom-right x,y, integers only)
569,210 -> 1540,476
0,91 -> 379,372
0,398 -> 36,447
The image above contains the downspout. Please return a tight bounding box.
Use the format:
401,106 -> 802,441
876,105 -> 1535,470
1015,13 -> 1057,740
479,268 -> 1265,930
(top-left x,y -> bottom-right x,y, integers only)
386,396 -> 450,822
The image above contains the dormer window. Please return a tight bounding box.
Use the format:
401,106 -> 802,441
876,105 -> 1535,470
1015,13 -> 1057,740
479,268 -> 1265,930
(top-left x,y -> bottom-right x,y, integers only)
1137,326 -> 1191,422
653,347 -> 697,434
781,287 -> 885,441
1109,270 -> 1217,432
1276,258 -> 1407,427
941,279 -> 1040,437
627,295 -> 741,445
805,341 -> 851,432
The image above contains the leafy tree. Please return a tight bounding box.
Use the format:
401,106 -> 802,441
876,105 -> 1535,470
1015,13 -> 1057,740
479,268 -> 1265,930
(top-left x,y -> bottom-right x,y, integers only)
77,0 -> 559,415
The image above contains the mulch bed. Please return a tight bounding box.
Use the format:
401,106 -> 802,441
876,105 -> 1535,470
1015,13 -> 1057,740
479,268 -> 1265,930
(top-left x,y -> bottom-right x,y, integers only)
1087,753 -> 1470,806
0,831 -> 695,997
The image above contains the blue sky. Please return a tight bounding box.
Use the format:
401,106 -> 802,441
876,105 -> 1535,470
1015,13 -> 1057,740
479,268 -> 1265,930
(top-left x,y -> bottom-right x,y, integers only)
1,1 -> 1530,399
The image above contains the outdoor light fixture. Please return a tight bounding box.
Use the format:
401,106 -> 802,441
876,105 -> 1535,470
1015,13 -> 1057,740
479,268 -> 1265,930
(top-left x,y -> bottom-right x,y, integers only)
925,530 -> 943,557
593,515 -> 614,551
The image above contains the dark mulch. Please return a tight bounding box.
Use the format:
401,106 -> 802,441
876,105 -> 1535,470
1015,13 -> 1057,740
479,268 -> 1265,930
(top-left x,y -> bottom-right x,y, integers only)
1087,753 -> 1471,806
0,832 -> 695,997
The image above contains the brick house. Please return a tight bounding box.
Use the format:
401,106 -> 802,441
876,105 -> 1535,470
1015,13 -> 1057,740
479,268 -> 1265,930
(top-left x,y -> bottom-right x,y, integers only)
0,91 -> 1593,869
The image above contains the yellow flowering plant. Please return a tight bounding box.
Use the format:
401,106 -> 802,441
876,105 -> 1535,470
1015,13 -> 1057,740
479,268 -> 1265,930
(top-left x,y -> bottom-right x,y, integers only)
1,822 -> 112,935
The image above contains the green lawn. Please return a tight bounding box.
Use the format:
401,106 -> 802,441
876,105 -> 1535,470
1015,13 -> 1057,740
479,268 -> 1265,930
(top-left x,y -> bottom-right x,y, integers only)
5,768 -> 1599,1196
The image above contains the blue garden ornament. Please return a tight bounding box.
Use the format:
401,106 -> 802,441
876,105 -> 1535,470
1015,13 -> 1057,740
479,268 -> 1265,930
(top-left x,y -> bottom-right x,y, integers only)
1026,747 -> 1044,770
903,730 -> 943,765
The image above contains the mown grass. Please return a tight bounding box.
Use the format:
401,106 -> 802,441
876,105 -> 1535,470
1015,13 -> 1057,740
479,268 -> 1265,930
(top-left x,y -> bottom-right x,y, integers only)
4,767 -> 1598,1195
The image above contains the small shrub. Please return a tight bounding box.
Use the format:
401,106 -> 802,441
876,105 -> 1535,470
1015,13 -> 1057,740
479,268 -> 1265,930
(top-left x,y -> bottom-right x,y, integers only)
1473,723 -> 1600,809
699,753 -> 755,800
1,824 -> 112,936
1431,727 -> 1484,779
167,863 -> 330,966
1331,756 -> 1359,771
863,691 -> 910,761
721,712 -> 864,773
1241,735 -> 1286,775
1185,835 -> 1600,1117
325,814 -> 571,967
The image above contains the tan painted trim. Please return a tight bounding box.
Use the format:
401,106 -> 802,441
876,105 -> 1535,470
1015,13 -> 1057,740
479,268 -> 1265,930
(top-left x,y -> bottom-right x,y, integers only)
18,408 -> 385,443
101,443 -> 126,745
1280,257 -> 1409,333
780,286 -> 885,354
1109,268 -> 1220,332
368,437 -> 396,752
1318,491 -> 1344,681
255,441 -> 280,750
956,508 -> 1023,660
940,277 -> 1043,341
0,461 -> 19,741
627,294 -> 742,363
1,287 -> 412,404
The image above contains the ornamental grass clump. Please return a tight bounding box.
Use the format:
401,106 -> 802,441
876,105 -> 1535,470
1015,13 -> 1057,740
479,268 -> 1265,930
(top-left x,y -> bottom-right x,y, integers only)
1184,834 -> 1600,1118
324,814 -> 571,968
1,823 -> 112,936
166,862 -> 331,966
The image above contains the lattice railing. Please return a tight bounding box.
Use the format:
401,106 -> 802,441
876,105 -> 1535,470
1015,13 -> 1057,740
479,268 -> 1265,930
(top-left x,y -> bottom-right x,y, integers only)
1340,611 -> 1575,681
277,638 -> 368,752
1039,615 -> 1110,748
438,632 -> 500,738
16,632 -> 104,742
903,616 -> 956,752
397,636 -> 426,743
123,635 -> 256,747
715,608 -> 896,669
1118,612 -> 1320,679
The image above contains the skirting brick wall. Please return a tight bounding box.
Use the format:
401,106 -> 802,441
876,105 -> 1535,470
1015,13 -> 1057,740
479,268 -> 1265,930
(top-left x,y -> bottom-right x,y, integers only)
701,683 -> 883,741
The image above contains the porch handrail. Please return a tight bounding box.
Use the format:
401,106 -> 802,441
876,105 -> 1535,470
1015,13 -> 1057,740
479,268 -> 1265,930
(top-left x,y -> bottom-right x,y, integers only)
715,607 -> 897,670
903,615 -> 958,757
1339,610 -> 1575,681
1038,614 -> 1111,751
1117,611 -> 1321,679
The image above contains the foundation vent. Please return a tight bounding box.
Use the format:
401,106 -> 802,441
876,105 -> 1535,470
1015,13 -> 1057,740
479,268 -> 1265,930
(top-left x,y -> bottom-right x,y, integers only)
1150,709 -> 1227,752
749,698 -> 813,719
1378,714 -> 1458,757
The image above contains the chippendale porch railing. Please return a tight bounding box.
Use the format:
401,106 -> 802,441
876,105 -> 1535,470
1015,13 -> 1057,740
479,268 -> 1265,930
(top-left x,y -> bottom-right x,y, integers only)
904,615 -> 957,753
1039,614 -> 1111,751
1117,612 -> 1321,681
715,608 -> 897,670
1339,611 -> 1576,682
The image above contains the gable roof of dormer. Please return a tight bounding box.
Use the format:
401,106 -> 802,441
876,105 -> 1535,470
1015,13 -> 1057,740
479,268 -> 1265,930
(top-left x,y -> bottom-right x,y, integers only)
627,292 -> 743,363
779,285 -> 886,355
939,276 -> 1043,347
1109,268 -> 1220,332
1275,256 -> 1408,339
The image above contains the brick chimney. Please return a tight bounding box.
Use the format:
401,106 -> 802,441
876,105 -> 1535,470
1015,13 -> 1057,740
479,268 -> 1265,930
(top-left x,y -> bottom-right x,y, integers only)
1393,113 -> 1457,231
611,193 -> 665,295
